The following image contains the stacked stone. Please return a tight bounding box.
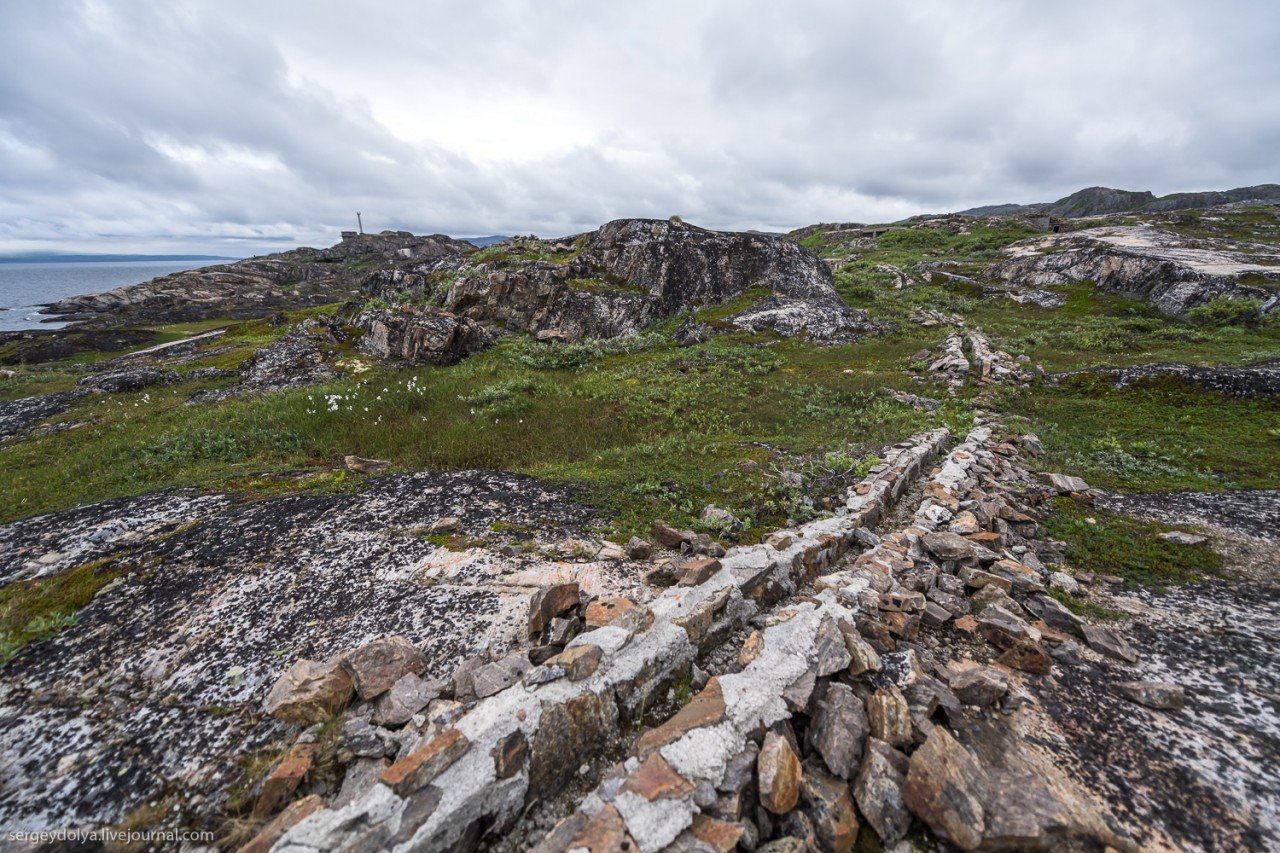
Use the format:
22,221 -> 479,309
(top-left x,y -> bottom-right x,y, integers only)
966,330 -> 1030,385
255,430 -> 952,851
927,332 -> 970,391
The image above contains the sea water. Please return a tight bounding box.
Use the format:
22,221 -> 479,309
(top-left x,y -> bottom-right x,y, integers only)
0,260 -> 224,332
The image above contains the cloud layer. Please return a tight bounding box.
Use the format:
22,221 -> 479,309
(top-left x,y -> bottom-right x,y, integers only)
3,0 -> 1277,254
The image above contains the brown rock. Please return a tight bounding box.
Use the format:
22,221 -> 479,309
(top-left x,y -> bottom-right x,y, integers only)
549,644 -> 604,681
237,794 -> 325,853
808,682 -> 868,780
1110,680 -> 1185,710
653,519 -> 689,548
1083,623 -> 1138,663
568,804 -> 635,853
531,693 -> 617,790
379,728 -> 470,796
529,582 -> 581,639
867,684 -> 913,748
953,614 -> 979,635
264,657 -> 355,726
621,753 -> 695,801
677,557 -> 722,586
903,727 -> 987,851
854,740 -> 911,845
813,616 -> 852,676
634,678 -> 727,757
997,641 -> 1053,675
254,743 -> 316,818
492,730 -> 528,779
949,666 -> 1008,707
739,630 -> 765,666
758,731 -> 802,814
342,636 -> 425,701
688,814 -> 744,852
799,760 -> 860,853
585,597 -> 638,628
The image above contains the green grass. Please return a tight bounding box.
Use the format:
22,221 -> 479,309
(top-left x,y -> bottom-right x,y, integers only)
1046,586 -> 1125,621
4,205 -> 1277,555
0,324 -> 962,542
993,375 -> 1280,492
1041,498 -> 1223,590
0,557 -> 127,666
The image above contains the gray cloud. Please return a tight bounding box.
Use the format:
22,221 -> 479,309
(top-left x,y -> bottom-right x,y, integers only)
1,0 -> 1277,255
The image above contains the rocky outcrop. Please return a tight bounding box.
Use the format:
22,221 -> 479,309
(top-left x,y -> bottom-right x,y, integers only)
436,219 -> 884,343
41,232 -> 473,327
0,390 -> 87,443
985,226 -> 1280,318
960,183 -> 1280,218
188,315 -> 351,403
353,308 -> 492,364
1049,361 -> 1280,396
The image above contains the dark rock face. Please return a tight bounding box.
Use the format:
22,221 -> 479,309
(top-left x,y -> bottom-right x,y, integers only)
985,226 -> 1280,318
77,367 -> 180,393
353,308 -> 493,364
1049,361 -> 1280,397
188,315 -> 350,403
439,219 -> 883,342
0,390 -> 86,442
41,232 -> 474,327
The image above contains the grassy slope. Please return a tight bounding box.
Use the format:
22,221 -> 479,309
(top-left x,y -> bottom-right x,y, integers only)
3,210 -> 1278,537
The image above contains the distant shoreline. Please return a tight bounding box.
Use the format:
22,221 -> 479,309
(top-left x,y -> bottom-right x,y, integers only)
0,254 -> 237,264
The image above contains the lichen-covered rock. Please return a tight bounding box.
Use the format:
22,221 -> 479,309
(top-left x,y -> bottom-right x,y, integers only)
353,307 -> 492,364
903,727 -> 988,851
77,367 -> 180,393
985,225 -> 1280,319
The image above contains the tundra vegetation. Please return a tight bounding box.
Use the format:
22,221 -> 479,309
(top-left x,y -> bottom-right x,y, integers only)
0,200 -> 1277,848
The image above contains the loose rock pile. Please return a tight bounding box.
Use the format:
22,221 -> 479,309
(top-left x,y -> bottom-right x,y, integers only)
238,423 -> 1176,852
922,329 -> 1034,392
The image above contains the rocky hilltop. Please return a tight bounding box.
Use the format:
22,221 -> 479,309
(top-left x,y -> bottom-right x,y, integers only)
40,220 -> 880,346
985,225 -> 1280,318
0,200 -> 1277,852
960,183 -> 1280,218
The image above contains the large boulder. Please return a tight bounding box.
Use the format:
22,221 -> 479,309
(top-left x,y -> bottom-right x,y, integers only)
354,308 -> 492,364
264,657 -> 356,725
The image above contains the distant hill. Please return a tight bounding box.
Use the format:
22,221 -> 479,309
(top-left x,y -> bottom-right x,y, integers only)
457,235 -> 510,248
0,253 -> 236,264
959,184 -> 1280,218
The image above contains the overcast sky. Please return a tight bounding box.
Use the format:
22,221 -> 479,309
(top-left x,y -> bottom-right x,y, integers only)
2,0 -> 1277,255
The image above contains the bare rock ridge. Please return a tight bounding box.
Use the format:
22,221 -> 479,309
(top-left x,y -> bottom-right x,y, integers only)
386,217 -> 881,343
41,220 -> 879,344
43,231 -> 474,327
985,225 -> 1280,318
959,183 -> 1280,218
